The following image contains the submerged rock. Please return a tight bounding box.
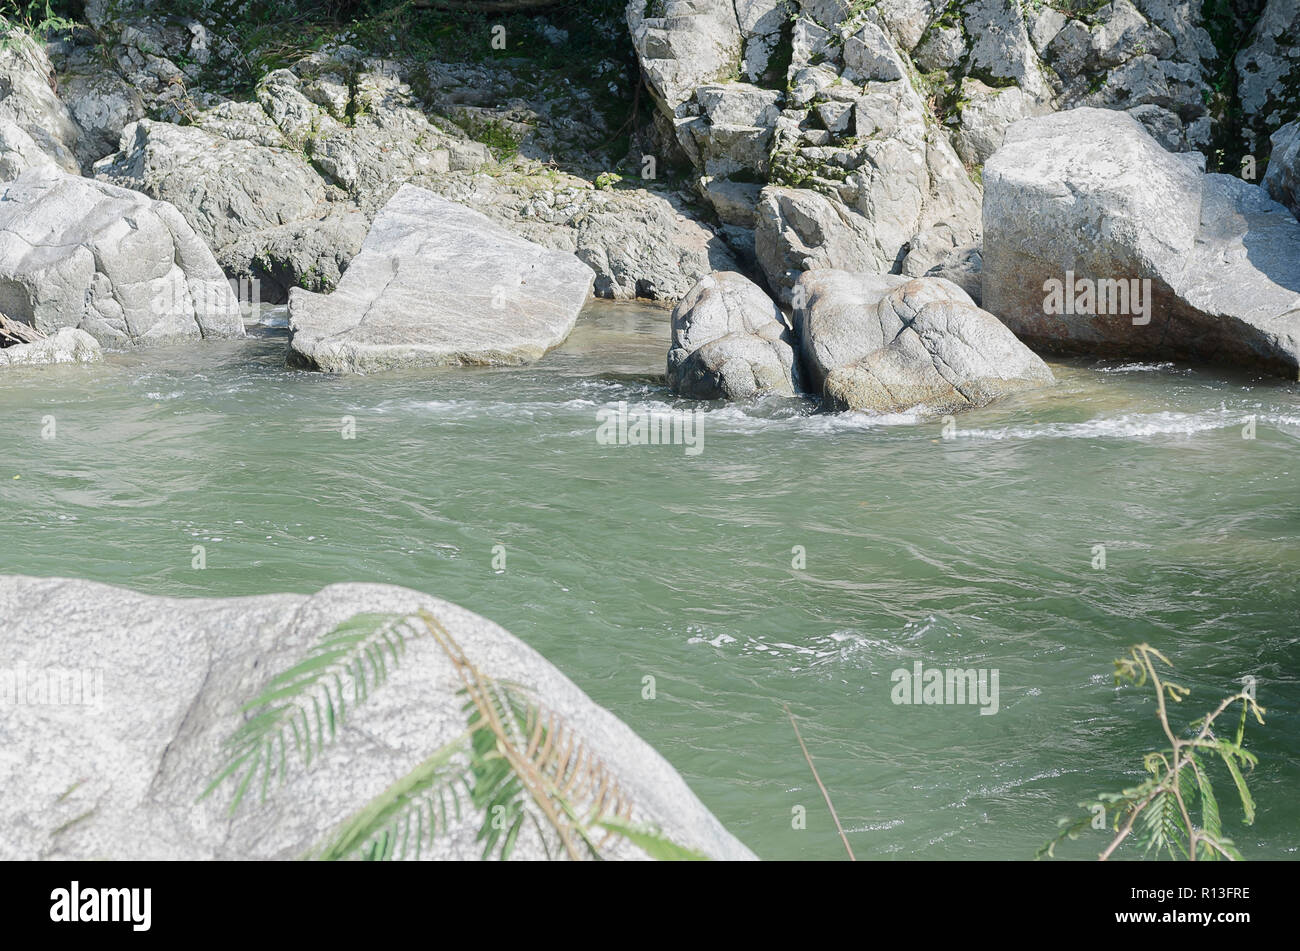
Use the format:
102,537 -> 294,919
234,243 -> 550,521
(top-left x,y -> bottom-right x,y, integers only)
0,169 -> 243,347
983,108 -> 1300,378
0,327 -> 101,367
288,185 -> 594,372
667,271 -> 798,400
0,574 -> 755,861
794,270 -> 1053,414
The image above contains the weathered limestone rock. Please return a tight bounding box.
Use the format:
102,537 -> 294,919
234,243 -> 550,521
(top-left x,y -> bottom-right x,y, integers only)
793,269 -> 1053,414
0,327 -> 101,367
1237,0 -> 1300,151
1263,121 -> 1300,221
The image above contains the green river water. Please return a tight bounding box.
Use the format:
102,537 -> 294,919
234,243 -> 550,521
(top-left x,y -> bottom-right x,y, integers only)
2,301 -> 1297,860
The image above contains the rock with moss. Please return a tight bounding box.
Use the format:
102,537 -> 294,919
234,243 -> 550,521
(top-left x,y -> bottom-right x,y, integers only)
255,51 -> 490,213
667,271 -> 799,399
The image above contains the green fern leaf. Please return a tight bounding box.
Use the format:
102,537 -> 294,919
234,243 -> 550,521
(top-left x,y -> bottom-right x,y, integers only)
201,613 -> 423,810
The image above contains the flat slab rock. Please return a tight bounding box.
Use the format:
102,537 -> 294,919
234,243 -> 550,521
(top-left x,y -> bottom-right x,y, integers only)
0,574 -> 755,861
288,185 -> 595,373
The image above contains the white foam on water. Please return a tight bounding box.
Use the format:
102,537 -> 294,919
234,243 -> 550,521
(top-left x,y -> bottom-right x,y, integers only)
1093,361 -> 1182,374
954,408 -> 1300,441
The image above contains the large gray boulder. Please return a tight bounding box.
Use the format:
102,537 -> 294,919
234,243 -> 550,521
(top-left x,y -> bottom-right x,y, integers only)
288,185 -> 594,372
983,108 -> 1300,378
794,270 -> 1054,414
0,169 -> 244,347
0,575 -> 754,861
1263,121 -> 1300,221
667,271 -> 798,400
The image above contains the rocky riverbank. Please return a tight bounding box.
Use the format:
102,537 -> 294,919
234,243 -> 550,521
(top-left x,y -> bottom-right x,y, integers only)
0,0 -> 1294,395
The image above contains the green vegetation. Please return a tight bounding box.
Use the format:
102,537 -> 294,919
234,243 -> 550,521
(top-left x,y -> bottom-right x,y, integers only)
1203,0 -> 1268,174
450,113 -> 522,160
1041,645 -> 1264,861
0,0 -> 75,44
203,609 -> 706,861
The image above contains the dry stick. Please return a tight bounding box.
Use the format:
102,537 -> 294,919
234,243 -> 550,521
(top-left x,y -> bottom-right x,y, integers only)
784,703 -> 856,861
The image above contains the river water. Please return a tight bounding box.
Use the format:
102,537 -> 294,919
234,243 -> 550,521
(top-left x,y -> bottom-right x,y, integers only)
2,301 -> 1297,860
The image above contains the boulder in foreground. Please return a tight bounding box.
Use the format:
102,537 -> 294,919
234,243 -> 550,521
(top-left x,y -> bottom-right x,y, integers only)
983,108 -> 1300,379
0,575 -> 754,861
667,271 -> 798,400
795,270 -> 1054,414
288,185 -> 595,372
0,169 -> 244,347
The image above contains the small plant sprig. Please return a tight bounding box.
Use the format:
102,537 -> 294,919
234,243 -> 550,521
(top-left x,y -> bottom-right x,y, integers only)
1040,644 -> 1265,861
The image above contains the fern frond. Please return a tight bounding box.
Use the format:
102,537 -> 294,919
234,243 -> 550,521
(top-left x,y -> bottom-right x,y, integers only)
422,608 -> 635,860
213,607 -> 702,861
311,732 -> 472,861
201,612 -> 424,812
